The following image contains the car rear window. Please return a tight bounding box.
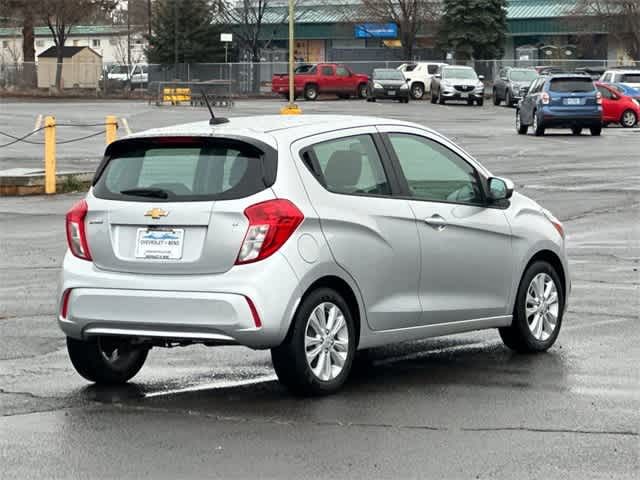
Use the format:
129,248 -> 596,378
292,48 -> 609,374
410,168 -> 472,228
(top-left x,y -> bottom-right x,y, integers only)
619,73 -> 640,84
549,78 -> 595,93
93,138 -> 274,202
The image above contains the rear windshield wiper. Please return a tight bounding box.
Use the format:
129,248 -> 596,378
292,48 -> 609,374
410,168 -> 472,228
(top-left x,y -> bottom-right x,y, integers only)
120,187 -> 170,199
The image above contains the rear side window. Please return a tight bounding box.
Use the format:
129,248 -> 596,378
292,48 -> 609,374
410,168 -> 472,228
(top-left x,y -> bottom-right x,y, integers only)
427,65 -> 439,74
549,78 -> 595,93
94,138 -> 273,202
619,73 -> 640,84
306,135 -> 391,196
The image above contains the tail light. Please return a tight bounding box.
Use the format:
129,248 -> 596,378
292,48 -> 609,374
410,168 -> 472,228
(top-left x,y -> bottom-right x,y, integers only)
596,91 -> 602,105
236,199 -> 303,264
541,92 -> 550,105
66,200 -> 92,261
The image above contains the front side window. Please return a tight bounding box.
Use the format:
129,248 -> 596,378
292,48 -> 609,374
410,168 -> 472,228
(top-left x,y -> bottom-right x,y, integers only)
308,135 -> 390,196
336,66 -> 349,77
321,66 -> 333,76
388,134 -> 483,205
597,86 -> 613,99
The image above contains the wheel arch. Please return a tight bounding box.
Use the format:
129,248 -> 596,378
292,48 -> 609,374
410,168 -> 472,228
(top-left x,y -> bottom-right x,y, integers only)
285,275 -> 362,348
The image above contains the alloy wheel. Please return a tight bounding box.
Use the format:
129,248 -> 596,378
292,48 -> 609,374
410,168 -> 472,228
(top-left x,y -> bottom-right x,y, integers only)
304,302 -> 349,381
525,273 -> 559,341
622,110 -> 637,128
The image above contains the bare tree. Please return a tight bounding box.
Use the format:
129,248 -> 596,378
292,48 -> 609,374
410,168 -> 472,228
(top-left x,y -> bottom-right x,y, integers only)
40,0 -> 117,91
360,0 -> 440,60
2,1 -> 39,87
574,0 -> 639,60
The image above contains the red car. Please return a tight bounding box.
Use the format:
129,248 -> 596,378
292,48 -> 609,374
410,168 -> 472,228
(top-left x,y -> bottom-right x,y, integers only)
596,82 -> 640,128
272,63 -> 369,101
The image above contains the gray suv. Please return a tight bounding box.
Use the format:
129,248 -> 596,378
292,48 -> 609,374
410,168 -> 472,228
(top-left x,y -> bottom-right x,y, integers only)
493,67 -> 538,107
59,115 -> 570,395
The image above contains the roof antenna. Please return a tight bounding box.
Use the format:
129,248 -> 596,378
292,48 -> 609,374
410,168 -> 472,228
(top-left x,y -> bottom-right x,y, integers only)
201,89 -> 229,125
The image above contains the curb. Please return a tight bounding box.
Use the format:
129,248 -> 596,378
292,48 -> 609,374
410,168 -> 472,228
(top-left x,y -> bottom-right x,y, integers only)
0,168 -> 93,196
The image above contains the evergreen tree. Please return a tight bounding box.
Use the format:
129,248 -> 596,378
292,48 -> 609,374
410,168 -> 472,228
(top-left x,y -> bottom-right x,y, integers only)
146,0 -> 224,64
439,0 -> 508,60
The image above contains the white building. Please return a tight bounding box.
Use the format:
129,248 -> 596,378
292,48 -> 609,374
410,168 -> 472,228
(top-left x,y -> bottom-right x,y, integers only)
0,25 -> 148,65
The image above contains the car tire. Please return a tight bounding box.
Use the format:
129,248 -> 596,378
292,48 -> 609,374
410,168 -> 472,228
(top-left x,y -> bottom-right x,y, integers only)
476,98 -> 484,106
571,127 -> 582,135
467,99 -> 474,106
505,90 -> 513,107
66,336 -> 148,384
499,261 -> 564,353
590,126 -> 602,136
304,84 -> 318,101
271,288 -> 357,396
358,83 -> 368,99
411,83 -> 425,100
533,110 -> 545,136
493,89 -> 500,105
516,110 -> 528,134
620,109 -> 637,128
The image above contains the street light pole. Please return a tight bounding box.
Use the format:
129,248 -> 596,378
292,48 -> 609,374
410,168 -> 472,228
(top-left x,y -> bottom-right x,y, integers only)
280,0 -> 301,114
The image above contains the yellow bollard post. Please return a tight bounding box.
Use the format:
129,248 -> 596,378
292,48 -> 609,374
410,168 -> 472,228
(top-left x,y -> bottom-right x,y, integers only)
44,116 -> 56,195
105,115 -> 118,145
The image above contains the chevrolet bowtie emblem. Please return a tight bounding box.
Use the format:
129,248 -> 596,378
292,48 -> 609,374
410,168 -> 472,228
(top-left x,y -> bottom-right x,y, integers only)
144,208 -> 168,219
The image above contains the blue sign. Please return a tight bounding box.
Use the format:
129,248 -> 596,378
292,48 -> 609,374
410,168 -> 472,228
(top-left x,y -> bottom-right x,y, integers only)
354,23 -> 398,39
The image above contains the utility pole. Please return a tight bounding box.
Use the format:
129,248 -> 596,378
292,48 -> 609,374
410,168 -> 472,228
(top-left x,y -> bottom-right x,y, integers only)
280,0 -> 301,114
147,0 -> 152,38
127,0 -> 131,67
173,0 -> 178,72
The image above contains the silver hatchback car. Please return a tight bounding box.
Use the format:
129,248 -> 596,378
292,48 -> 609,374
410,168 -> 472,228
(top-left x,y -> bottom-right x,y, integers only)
59,115 -> 569,395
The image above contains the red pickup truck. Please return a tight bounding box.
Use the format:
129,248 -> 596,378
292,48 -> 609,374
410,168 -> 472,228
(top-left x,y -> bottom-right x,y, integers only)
272,63 -> 370,101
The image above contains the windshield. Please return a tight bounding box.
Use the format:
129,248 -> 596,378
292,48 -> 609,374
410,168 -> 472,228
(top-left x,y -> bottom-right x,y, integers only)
443,68 -> 477,80
374,70 -> 404,81
109,65 -> 128,74
549,78 -> 595,93
509,70 -> 537,82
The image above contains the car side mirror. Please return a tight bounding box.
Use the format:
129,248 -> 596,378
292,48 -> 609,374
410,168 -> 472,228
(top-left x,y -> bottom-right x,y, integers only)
478,75 -> 485,81
488,177 -> 514,201
435,74 -> 441,79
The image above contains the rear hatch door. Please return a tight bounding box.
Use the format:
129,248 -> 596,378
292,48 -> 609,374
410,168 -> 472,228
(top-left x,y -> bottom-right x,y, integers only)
548,77 -> 598,109
87,136 -> 276,275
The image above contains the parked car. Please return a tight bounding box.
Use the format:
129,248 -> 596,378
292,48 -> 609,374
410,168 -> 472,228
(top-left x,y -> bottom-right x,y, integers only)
493,67 -> 538,107
516,74 -> 602,136
58,114 -> 569,395
596,82 -> 639,128
367,68 -> 410,103
431,65 -> 485,106
397,62 -> 448,99
599,69 -> 640,89
106,63 -> 148,88
271,63 -> 369,101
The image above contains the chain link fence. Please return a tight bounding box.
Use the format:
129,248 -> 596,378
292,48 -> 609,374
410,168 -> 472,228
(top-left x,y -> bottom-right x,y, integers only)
2,59 -> 639,98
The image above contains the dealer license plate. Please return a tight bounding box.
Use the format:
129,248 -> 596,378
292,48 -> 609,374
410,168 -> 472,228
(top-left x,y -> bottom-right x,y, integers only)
135,228 -> 184,259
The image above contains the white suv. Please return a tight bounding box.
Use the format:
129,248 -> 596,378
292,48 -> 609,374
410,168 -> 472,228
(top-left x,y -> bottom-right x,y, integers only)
397,62 -> 448,99
600,69 -> 640,88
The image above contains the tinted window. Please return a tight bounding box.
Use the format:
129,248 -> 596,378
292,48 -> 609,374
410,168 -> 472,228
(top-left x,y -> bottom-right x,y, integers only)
597,86 -> 613,99
427,65 -> 439,74
94,139 -> 269,202
549,78 -> 595,93
321,66 -> 333,76
309,135 -> 390,195
619,73 -> 640,83
295,64 -> 316,74
389,134 -> 483,205
404,64 -> 417,72
336,66 -> 349,77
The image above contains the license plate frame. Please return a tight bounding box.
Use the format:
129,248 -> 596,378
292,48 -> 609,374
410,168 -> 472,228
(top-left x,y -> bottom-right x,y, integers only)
459,92 -> 468,99
387,90 -> 396,96
135,227 -> 185,260
565,97 -> 582,105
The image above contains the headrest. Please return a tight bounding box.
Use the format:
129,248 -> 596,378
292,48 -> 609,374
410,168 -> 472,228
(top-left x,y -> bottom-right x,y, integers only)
323,150 -> 362,190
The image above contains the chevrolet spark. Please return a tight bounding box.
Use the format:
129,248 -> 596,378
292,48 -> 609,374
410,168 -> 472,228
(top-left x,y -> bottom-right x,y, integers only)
59,115 -> 569,395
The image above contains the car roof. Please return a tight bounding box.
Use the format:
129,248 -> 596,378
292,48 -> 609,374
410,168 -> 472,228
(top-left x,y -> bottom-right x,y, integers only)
125,115 -> 433,146
444,65 -> 473,69
546,74 -> 593,80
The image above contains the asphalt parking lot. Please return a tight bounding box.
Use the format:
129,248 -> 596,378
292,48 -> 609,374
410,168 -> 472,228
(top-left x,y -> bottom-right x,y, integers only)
1,97 -> 638,479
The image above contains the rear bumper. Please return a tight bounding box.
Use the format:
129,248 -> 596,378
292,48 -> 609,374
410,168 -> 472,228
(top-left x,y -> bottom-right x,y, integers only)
58,252 -> 302,349
541,107 -> 602,127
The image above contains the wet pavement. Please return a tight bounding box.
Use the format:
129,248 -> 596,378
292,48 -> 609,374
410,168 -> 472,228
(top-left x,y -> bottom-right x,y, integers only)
0,98 -> 638,479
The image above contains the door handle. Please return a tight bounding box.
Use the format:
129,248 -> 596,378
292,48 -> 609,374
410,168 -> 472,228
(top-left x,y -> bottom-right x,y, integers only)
424,214 -> 447,231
